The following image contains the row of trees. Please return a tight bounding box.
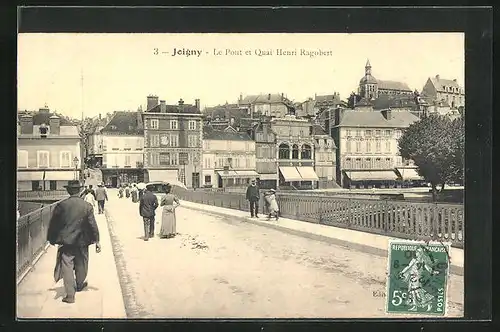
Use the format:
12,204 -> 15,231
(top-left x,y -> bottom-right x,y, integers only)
398,113 -> 465,201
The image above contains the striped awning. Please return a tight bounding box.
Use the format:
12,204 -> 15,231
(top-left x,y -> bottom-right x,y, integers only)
296,166 -> 319,181
344,170 -> 398,181
396,168 -> 424,181
279,167 -> 302,182
17,171 -> 44,181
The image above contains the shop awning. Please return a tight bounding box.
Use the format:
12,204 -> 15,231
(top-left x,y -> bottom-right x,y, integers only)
17,171 -> 44,181
258,173 -> 278,180
279,167 -> 303,182
344,170 -> 398,181
147,169 -> 179,182
396,168 -> 424,181
44,171 -> 76,181
296,166 -> 319,181
217,170 -> 259,178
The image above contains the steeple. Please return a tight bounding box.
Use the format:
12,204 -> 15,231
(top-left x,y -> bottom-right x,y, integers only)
365,59 -> 372,75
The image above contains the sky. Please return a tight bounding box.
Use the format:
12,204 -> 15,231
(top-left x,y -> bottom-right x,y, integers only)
18,33 -> 464,119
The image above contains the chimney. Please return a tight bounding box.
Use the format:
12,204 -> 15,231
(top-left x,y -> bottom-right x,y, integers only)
98,113 -> 102,120
160,100 -> 166,113
20,114 -> 33,135
334,107 -> 345,126
49,115 -> 60,135
435,74 -> 440,80
178,98 -> 184,105
382,109 -> 392,120
39,105 -> 50,114
147,95 -> 159,111
268,93 -> 271,100
281,93 -> 284,100
195,99 -> 200,111
136,111 -> 144,130
453,79 -> 457,83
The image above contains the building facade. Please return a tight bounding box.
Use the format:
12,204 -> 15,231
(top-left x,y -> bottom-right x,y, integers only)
271,115 -> 320,189
421,74 -> 465,109
202,126 -> 258,189
238,93 -> 291,118
359,60 -> 413,100
247,118 -> 278,189
17,106 -> 81,191
88,111 -> 145,187
142,96 -> 203,188
331,107 -> 421,188
312,124 -> 337,188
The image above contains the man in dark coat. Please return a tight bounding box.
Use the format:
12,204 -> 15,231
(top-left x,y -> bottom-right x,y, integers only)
47,180 -> 101,304
245,179 -> 260,218
95,182 -> 108,214
139,184 -> 158,241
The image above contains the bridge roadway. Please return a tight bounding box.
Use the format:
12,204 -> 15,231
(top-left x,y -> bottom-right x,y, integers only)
17,189 -> 464,319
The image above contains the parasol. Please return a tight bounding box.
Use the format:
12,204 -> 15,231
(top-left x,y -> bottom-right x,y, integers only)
136,182 -> 146,190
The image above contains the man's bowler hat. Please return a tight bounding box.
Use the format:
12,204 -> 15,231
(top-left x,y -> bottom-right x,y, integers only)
64,180 -> 83,189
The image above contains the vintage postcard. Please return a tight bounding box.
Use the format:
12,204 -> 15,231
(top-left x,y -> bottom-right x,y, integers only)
17,32 -> 464,319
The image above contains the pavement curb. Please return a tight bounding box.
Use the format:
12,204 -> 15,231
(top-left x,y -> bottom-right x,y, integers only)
181,204 -> 464,277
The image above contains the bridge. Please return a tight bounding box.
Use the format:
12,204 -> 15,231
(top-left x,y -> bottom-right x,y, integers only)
16,189 -> 464,319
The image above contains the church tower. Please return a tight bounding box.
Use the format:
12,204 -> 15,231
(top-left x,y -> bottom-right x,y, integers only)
359,59 -> 378,100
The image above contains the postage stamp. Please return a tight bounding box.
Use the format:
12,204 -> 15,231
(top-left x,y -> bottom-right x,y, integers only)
386,240 -> 451,316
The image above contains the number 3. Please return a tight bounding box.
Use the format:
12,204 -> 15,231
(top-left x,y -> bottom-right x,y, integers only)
153,48 -> 159,55
391,290 -> 403,306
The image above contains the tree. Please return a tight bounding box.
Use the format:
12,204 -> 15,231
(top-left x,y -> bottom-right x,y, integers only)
347,92 -> 362,109
73,117 -> 101,166
398,113 -> 464,201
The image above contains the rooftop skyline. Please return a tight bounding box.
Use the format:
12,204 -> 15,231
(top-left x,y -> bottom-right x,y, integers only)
18,33 -> 464,118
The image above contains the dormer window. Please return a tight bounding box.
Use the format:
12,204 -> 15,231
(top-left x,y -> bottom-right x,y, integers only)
110,125 -> 117,130
39,123 -> 48,138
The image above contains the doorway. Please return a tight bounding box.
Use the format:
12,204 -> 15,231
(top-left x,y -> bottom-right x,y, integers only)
111,176 -> 118,188
192,172 -> 200,189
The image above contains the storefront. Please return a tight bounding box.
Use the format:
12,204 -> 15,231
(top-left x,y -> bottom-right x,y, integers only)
278,166 -> 319,190
342,170 -> 399,189
102,168 -> 145,188
216,170 -> 259,189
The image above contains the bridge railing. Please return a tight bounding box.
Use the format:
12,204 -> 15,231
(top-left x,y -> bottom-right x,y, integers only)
17,190 -> 69,199
16,202 -> 58,281
175,190 -> 464,248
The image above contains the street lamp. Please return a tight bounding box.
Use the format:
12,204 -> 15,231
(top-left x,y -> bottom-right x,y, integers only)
73,157 -> 79,180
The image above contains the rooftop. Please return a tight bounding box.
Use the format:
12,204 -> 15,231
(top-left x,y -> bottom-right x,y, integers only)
203,127 -> 253,141
101,111 -> 144,135
335,109 -> 419,128
147,103 -> 201,114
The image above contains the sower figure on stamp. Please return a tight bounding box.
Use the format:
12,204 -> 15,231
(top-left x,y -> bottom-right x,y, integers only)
245,179 -> 260,218
139,183 -> 159,241
47,180 -> 101,304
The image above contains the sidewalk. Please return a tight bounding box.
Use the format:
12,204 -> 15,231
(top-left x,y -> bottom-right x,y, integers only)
16,212 -> 127,319
179,200 -> 464,276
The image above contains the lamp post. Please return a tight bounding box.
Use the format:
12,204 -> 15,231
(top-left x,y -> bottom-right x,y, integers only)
73,157 -> 79,181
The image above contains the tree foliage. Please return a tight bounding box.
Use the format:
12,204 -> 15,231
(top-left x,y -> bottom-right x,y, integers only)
398,114 -> 464,200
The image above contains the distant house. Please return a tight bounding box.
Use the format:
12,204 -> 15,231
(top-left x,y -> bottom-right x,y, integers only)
330,108 -> 421,188
87,111 -> 145,187
246,118 -> 278,189
421,74 -> 465,109
297,93 -> 343,118
238,93 -> 293,118
202,126 -> 257,189
311,123 -> 337,188
17,106 -> 81,191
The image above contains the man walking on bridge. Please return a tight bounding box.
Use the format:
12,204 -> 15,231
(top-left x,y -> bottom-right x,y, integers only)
47,180 -> 101,304
246,179 -> 260,218
139,184 -> 159,241
95,182 -> 108,214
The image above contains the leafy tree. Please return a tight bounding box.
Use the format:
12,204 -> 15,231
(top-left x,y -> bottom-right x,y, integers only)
398,113 -> 464,201
347,92 -> 362,109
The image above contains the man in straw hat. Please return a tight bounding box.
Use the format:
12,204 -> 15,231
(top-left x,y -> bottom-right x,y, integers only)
47,180 -> 101,304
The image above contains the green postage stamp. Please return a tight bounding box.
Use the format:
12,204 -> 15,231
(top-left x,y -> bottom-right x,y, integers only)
386,240 -> 451,316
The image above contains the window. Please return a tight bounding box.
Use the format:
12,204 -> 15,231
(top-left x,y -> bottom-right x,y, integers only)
160,153 -> 170,165
355,158 -> 362,169
188,135 -> 198,147
37,151 -> 49,168
150,134 -> 160,147
375,158 -> 381,168
365,130 -> 372,136
386,158 -> 392,168
355,141 -> 362,153
204,157 -> 210,169
278,143 -> 290,159
301,144 -> 312,159
365,158 -> 372,169
356,130 -> 361,137
60,151 -> 72,168
50,180 -> 57,190
375,139 -> 381,153
366,140 -> 372,153
205,175 -> 211,184
179,152 -> 189,165
346,140 -> 352,153
170,134 -> 179,147
17,150 -> 28,168
125,155 -> 131,167
32,180 -> 40,191
246,158 -> 250,168
150,152 -> 159,166
375,130 -> 381,136
150,119 -> 159,129
346,129 -> 351,137
170,153 -> 178,165
292,144 -> 299,159
345,158 -> 352,168
188,120 -> 196,130
170,120 -> 178,130
385,140 -> 391,153
385,130 -> 392,137
217,157 -> 224,168
234,158 -> 240,168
